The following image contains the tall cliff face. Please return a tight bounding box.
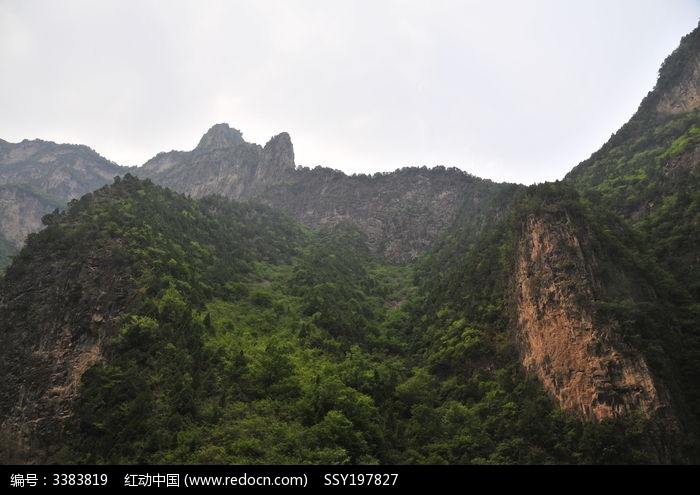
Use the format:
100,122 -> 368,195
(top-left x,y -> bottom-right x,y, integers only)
654,52 -> 700,115
645,24 -> 700,116
507,191 -> 691,462
514,212 -> 671,421
260,166 -> 489,262
0,234 -> 136,463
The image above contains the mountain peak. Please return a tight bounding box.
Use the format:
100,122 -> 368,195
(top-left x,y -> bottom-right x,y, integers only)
642,21 -> 700,116
195,123 -> 245,151
262,132 -> 295,171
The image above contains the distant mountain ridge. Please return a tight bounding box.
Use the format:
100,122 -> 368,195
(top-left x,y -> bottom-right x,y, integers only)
2,24 -> 699,268
0,139 -> 123,267
0,138 -> 122,199
0,124 -> 505,265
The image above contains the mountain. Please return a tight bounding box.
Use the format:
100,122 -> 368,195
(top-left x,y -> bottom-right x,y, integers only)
140,124 -> 290,198
565,25 -> 700,297
0,139 -> 124,268
0,175 -> 685,464
0,184 -> 62,254
561,23 -> 700,455
140,123 -> 502,262
1,22 -> 700,465
0,125 -> 505,266
415,181 -> 691,462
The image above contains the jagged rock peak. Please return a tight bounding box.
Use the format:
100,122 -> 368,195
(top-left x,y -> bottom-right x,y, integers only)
643,21 -> 700,115
195,123 -> 245,151
262,132 -> 295,170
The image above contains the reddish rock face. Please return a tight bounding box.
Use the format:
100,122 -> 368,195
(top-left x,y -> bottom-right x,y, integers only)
514,213 -> 669,421
513,210 -> 685,461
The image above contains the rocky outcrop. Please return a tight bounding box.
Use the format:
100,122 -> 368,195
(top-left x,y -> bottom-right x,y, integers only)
195,123 -> 245,151
514,212 -> 674,420
514,209 -> 682,460
139,126 -> 496,261
652,20 -> 700,116
0,140 -> 122,200
655,50 -> 700,115
141,129 -> 296,199
0,237 -> 136,463
260,132 -> 295,176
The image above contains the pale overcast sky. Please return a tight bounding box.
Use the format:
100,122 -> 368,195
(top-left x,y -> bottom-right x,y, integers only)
1,1 -> 698,184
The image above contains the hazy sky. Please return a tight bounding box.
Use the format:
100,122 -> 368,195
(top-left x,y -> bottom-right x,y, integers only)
1,1 -> 698,184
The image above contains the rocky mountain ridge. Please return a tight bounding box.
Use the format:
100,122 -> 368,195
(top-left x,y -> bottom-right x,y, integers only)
138,123 -> 497,262
0,124 -> 501,265
0,139 -> 123,267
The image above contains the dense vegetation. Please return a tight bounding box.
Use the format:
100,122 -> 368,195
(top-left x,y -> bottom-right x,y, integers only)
566,108 -> 700,293
0,235 -> 13,272
562,28 -> 700,448
23,175 -> 670,465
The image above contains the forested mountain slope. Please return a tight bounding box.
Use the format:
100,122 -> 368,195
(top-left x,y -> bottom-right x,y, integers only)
566,24 -> 700,297
0,175 -> 696,464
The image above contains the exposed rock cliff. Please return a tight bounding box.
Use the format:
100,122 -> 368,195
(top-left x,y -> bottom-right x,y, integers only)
195,123 -> 245,151
654,51 -> 700,115
514,212 -> 670,420
139,125 -> 495,261
0,232 -> 136,463
261,166 -> 489,262
512,204 -> 685,461
648,23 -> 700,115
140,123 -> 295,199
